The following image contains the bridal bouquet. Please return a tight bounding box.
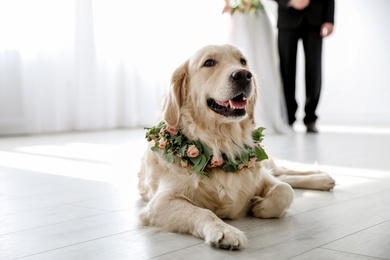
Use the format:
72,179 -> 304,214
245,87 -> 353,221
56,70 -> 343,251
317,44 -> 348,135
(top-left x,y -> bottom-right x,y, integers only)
230,0 -> 263,15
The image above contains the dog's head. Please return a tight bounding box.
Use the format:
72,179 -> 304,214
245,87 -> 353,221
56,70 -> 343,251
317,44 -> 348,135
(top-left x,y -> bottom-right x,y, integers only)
162,44 -> 257,132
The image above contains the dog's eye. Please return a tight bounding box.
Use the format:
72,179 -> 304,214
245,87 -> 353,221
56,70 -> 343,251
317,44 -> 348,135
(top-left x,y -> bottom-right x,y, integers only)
204,59 -> 216,67
240,58 -> 247,65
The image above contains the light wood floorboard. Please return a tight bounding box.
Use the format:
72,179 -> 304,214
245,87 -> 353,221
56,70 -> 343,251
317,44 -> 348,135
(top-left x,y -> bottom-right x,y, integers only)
0,127 -> 389,259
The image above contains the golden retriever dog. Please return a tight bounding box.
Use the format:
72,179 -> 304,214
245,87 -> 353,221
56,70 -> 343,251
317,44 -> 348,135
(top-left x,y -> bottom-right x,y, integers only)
138,44 -> 335,250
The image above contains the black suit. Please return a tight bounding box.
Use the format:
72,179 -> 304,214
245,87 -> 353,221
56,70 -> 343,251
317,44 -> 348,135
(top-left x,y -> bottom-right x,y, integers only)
274,0 -> 334,125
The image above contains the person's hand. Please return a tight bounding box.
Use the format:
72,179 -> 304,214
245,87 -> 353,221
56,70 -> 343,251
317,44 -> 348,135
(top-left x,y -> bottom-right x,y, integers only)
222,0 -> 231,14
320,22 -> 334,38
289,0 -> 310,10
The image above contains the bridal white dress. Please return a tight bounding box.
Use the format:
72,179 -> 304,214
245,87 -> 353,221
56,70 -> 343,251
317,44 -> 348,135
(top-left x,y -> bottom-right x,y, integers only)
227,4 -> 292,134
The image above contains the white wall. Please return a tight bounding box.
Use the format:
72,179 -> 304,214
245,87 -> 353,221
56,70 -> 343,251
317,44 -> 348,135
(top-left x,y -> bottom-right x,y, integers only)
1,0 -> 389,136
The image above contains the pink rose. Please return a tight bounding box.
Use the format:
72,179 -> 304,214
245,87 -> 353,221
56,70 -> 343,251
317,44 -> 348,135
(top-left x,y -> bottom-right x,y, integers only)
166,125 -> 178,135
186,145 -> 199,158
158,138 -> 167,149
247,157 -> 257,168
211,156 -> 223,167
180,159 -> 189,168
159,128 -> 166,136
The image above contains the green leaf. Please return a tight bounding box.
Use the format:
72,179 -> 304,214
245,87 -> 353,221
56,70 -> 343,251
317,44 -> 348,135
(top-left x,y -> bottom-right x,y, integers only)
193,141 -> 203,154
202,169 -> 212,178
255,145 -> 268,161
189,154 -> 202,165
179,144 -> 188,157
201,142 -> 213,160
175,135 -> 182,145
223,163 -> 237,173
252,127 -> 265,142
165,153 -> 175,164
241,152 -> 249,165
193,154 -> 208,173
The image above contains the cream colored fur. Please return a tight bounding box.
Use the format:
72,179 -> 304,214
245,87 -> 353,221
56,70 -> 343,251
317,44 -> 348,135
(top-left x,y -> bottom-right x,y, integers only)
138,44 -> 335,250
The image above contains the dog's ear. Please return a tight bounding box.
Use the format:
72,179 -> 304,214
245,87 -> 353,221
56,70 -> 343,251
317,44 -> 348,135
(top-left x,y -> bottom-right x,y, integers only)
162,60 -> 189,127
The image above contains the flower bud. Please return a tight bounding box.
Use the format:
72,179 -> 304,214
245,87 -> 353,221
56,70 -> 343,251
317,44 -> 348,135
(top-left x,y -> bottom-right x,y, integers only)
186,145 -> 199,157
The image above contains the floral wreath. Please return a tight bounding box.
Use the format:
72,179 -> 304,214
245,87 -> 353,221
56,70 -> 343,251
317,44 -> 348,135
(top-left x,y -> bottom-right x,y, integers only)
145,121 -> 268,177
229,0 -> 263,15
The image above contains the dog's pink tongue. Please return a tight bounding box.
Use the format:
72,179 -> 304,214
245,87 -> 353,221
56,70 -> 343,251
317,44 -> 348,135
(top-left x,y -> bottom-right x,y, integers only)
216,100 -> 230,107
229,99 -> 247,109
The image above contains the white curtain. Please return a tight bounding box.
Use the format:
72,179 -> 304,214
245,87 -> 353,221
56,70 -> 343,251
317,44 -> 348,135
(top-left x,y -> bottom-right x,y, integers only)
0,0 -> 229,135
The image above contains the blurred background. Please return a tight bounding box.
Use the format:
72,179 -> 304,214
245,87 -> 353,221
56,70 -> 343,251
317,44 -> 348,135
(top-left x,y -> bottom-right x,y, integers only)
1,0 -> 389,136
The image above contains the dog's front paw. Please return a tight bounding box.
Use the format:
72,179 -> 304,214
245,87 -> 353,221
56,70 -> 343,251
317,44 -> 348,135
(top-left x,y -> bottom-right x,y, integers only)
204,222 -> 248,250
251,182 -> 294,218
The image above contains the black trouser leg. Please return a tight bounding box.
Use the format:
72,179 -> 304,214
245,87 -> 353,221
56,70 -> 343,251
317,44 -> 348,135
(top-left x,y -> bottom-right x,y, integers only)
302,26 -> 323,125
278,29 -> 299,125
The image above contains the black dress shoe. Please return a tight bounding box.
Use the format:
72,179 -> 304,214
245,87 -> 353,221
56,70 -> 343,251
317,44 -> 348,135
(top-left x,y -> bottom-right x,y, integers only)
306,122 -> 318,133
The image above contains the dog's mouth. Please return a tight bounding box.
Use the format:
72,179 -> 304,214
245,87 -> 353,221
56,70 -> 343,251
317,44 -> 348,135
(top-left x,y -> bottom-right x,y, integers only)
207,93 -> 247,117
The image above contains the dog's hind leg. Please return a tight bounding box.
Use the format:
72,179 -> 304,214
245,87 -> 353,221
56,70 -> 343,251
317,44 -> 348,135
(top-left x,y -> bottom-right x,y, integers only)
262,159 -> 336,191
140,190 -> 248,250
274,173 -> 336,191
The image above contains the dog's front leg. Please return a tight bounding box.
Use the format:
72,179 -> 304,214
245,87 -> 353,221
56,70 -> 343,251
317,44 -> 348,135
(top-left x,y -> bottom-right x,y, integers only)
250,171 -> 294,218
140,191 -> 248,250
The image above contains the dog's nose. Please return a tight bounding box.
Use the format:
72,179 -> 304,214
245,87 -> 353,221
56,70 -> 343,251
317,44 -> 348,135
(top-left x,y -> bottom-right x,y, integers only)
231,69 -> 252,85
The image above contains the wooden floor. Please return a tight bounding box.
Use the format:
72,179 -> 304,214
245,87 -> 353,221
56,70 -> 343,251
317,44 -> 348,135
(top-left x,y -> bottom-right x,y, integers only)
1,126 -> 390,260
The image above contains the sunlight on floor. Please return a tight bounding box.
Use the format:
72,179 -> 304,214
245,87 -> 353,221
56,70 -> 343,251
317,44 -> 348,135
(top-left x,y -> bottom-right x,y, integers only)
0,125 -> 389,190
0,140 -> 145,186
0,144 -> 389,196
